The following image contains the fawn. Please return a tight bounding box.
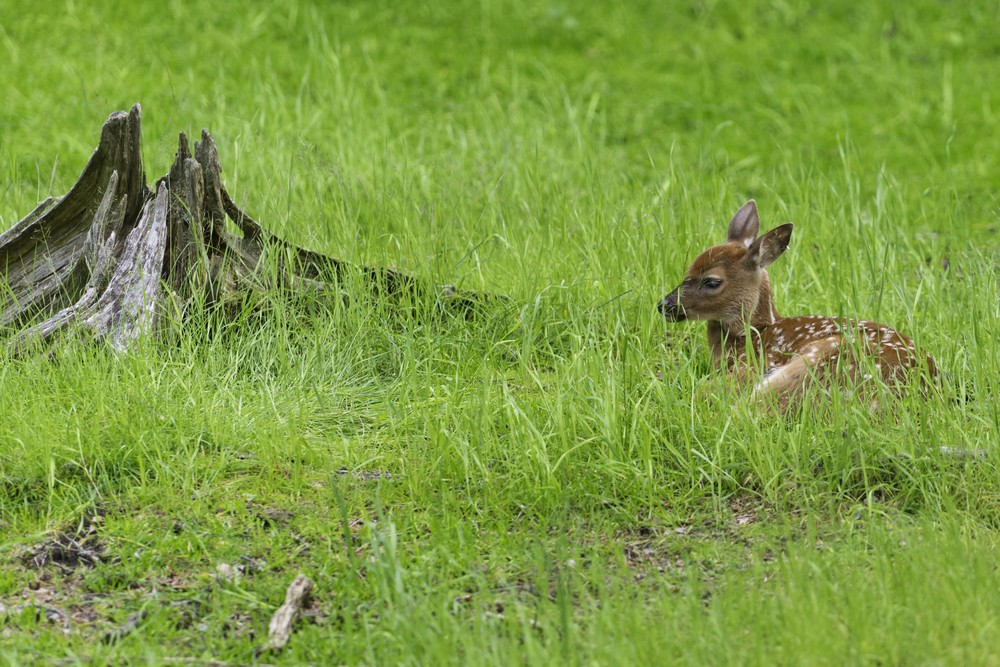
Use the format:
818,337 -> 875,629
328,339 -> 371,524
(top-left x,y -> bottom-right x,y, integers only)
658,200 -> 936,409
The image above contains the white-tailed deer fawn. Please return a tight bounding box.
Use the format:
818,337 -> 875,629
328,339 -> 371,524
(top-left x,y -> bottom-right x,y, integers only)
658,200 -> 936,410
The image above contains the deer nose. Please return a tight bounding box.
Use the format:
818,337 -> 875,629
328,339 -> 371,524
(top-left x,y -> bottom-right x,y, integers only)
658,291 -> 681,319
659,289 -> 688,321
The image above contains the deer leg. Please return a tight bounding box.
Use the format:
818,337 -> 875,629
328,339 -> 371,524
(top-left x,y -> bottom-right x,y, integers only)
750,355 -> 813,410
749,337 -> 840,410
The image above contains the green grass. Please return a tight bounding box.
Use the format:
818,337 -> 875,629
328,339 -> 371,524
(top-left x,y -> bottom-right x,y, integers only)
1,0 -> 999,664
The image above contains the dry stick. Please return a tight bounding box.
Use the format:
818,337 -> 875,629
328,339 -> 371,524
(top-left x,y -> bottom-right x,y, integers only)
938,446 -> 988,460
0,603 -> 71,635
263,574 -> 314,653
102,609 -> 147,644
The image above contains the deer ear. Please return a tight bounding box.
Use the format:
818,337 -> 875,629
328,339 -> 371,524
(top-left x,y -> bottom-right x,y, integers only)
747,223 -> 793,269
727,200 -> 760,247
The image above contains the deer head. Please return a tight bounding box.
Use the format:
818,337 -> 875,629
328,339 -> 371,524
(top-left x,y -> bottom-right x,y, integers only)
658,200 -> 793,330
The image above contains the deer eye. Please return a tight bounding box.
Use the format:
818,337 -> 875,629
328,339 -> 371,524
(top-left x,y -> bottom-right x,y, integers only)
701,278 -> 722,289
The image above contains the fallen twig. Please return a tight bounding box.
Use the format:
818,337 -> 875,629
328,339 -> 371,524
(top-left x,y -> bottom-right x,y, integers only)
102,609 -> 147,644
0,602 -> 71,635
262,574 -> 314,653
938,446 -> 988,460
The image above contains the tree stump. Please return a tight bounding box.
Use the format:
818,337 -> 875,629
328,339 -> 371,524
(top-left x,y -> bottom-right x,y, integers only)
0,104 -> 492,353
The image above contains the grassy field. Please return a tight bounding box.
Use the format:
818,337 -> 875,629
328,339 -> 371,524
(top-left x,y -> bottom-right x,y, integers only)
1,0 -> 999,664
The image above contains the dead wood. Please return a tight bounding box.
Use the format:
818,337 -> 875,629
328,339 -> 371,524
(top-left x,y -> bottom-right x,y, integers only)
0,104 -> 497,353
102,609 -> 148,644
0,105 -> 145,333
263,573 -> 314,653
0,602 -> 72,635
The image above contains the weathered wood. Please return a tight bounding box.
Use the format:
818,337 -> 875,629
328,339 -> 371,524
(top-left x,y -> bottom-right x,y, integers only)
9,172 -> 130,351
0,104 -> 499,353
0,105 -> 145,329
263,574 -> 314,653
81,185 -> 169,350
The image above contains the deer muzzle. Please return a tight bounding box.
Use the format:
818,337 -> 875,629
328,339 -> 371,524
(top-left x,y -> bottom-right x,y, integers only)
658,289 -> 686,321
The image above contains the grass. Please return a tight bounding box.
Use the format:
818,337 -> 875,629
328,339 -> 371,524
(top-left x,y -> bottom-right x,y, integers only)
1,0 -> 999,664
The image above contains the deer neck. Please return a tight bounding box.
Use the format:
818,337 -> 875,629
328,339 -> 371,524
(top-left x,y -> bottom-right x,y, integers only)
706,273 -> 780,367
